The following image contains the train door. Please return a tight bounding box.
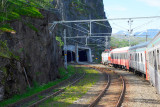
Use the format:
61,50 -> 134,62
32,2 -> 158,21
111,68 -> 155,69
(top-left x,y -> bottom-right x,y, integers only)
145,51 -> 148,80
154,50 -> 158,92
155,49 -> 159,93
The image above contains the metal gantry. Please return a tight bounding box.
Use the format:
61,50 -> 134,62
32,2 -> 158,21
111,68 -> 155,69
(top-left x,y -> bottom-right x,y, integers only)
48,16 -> 160,65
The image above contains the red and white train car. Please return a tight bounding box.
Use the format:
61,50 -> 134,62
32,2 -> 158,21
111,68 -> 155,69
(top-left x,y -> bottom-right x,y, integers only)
110,47 -> 129,69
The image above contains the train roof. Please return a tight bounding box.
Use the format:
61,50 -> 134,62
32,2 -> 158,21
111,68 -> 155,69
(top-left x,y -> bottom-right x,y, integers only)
149,31 -> 160,43
147,31 -> 160,48
129,41 -> 149,50
111,47 -> 130,53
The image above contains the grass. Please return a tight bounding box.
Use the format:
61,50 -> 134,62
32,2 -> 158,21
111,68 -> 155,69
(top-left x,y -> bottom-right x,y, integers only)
0,65 -> 76,107
39,67 -> 100,107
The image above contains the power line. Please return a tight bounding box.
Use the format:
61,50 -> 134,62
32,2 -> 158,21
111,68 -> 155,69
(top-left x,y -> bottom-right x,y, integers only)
51,16 -> 160,24
60,23 -> 89,34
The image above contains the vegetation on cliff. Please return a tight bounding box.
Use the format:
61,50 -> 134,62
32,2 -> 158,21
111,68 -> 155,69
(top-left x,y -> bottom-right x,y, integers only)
0,65 -> 76,107
0,0 -> 55,59
0,0 -> 54,71
0,0 -> 53,33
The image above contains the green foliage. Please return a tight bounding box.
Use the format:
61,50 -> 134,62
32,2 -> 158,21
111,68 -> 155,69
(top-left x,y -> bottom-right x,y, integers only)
0,40 -> 20,60
58,67 -> 67,77
56,36 -> 64,47
71,0 -> 86,14
18,48 -> 24,53
0,65 -> 76,107
110,36 -> 149,48
40,67 -> 100,107
25,23 -> 39,32
29,0 -> 54,9
0,0 -> 54,33
0,67 -> 7,77
0,24 -> 15,33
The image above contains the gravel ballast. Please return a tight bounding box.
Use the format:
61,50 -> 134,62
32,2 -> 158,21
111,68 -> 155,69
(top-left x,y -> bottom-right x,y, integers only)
112,67 -> 160,107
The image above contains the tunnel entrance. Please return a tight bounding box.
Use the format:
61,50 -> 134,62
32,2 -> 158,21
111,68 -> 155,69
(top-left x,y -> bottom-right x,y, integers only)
63,45 -> 92,63
79,49 -> 88,62
62,51 -> 75,62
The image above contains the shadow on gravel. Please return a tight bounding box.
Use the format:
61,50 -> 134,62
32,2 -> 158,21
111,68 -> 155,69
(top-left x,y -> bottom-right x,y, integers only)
127,98 -> 160,104
118,73 -> 150,86
40,101 -> 88,107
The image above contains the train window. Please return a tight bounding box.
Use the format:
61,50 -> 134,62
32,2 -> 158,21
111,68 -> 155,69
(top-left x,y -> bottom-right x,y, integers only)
150,52 -> 152,65
153,51 -> 155,67
122,53 -> 123,59
151,52 -> 152,66
149,52 -> 151,64
141,53 -> 143,62
126,53 -> 127,59
123,53 -> 124,59
157,50 -> 160,71
118,54 -> 119,59
116,54 -> 117,59
120,53 -> 122,59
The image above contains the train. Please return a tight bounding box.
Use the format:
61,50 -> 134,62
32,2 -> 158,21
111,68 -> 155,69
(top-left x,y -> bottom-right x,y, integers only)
101,32 -> 160,94
101,51 -> 111,65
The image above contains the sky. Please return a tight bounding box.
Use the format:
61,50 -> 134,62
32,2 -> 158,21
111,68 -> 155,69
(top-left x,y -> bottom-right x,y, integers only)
103,0 -> 160,33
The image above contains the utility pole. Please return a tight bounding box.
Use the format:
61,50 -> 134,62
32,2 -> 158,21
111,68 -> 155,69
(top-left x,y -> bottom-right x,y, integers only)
64,29 -> 67,69
86,36 -> 88,46
75,43 -> 79,63
90,21 -> 92,36
61,3 -> 64,21
128,19 -> 133,46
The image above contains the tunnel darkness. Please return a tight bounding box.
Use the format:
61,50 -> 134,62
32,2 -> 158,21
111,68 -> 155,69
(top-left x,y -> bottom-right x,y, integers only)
79,49 -> 88,62
62,51 -> 75,62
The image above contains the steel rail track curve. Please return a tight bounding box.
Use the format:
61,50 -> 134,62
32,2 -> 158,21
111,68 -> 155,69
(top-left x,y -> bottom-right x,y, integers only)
87,66 -> 126,107
7,72 -> 85,107
115,73 -> 126,107
88,73 -> 110,107
29,72 -> 86,107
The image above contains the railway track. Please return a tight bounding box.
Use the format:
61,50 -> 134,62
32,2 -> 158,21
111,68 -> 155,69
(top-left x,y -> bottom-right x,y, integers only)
87,65 -> 126,107
7,64 -> 125,107
8,71 -> 85,107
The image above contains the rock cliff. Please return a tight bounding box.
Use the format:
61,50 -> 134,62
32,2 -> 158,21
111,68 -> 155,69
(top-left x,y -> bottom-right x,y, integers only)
0,10 -> 63,100
53,0 -> 112,48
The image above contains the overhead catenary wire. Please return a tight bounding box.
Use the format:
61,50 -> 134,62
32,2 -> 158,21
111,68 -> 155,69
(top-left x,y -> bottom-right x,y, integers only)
92,21 -> 112,29
52,16 -> 160,24
60,23 -> 89,34
51,16 -> 160,50
74,24 -> 89,33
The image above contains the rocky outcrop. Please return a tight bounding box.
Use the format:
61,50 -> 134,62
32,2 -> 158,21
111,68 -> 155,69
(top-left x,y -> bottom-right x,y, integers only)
0,10 -> 63,100
0,70 -> 4,101
53,0 -> 112,49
